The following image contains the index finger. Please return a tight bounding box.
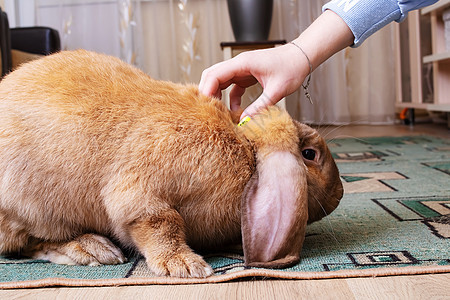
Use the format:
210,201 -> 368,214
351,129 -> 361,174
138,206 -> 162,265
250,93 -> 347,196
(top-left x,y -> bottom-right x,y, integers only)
199,56 -> 247,97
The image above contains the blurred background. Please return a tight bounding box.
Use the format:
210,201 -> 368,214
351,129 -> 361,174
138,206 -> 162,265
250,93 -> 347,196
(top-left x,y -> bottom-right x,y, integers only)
1,0 -> 447,128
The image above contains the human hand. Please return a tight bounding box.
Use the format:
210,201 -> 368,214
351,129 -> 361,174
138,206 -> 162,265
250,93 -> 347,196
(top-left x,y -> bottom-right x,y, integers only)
199,10 -> 354,120
199,44 -> 311,120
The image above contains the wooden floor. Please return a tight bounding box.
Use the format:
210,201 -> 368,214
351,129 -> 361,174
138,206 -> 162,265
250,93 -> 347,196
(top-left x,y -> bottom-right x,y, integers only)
314,122 -> 449,139
1,122 -> 449,299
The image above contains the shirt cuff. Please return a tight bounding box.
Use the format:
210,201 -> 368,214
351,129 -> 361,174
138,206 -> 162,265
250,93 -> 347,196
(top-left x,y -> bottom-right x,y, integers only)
322,0 -> 404,47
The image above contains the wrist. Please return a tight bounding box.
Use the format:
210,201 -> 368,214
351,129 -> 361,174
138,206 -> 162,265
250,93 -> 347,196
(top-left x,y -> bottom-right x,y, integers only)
288,41 -> 313,103
280,42 -> 311,86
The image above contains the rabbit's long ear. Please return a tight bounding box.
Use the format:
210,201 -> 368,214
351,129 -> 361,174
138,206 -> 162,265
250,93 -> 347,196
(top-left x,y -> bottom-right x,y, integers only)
239,107 -> 308,268
241,151 -> 308,268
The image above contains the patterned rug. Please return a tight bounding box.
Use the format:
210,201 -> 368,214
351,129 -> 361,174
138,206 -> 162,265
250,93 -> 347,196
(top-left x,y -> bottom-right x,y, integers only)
1,135 -> 449,289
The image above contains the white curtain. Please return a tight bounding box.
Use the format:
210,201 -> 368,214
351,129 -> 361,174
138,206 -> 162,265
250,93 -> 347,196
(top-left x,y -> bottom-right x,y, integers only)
8,0 -> 396,124
272,0 -> 396,124
29,0 -> 145,67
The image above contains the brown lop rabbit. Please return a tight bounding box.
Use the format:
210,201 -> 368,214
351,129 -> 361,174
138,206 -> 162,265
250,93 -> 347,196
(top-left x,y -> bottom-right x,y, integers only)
0,50 -> 343,278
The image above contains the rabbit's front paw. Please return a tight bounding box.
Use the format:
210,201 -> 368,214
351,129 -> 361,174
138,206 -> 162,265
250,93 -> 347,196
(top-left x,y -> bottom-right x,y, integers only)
148,249 -> 213,278
32,233 -> 127,266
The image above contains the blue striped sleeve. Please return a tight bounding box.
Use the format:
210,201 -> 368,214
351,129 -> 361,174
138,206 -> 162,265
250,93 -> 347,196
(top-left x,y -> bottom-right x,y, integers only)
322,0 -> 438,47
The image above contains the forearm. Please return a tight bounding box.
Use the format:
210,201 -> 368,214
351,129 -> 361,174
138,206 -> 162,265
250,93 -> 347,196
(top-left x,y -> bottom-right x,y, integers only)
291,10 -> 354,72
291,0 -> 439,72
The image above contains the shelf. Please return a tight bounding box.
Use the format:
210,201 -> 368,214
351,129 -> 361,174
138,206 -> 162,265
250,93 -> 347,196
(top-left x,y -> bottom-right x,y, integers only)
396,4 -> 450,121
396,102 -> 450,112
423,51 -> 450,63
422,0 -> 450,15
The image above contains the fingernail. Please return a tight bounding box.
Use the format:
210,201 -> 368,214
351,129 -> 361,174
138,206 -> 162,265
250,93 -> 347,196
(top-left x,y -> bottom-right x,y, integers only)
237,116 -> 251,127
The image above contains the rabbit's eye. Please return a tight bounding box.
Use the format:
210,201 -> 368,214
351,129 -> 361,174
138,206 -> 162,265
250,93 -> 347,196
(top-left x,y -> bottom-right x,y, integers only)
302,149 -> 316,161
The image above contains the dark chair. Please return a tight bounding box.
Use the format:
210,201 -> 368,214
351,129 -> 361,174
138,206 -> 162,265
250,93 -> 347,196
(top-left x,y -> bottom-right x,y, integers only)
0,8 -> 60,77
0,8 -> 11,77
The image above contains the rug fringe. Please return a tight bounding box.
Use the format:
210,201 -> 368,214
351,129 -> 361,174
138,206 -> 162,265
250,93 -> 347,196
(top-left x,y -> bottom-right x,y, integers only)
1,265 -> 449,289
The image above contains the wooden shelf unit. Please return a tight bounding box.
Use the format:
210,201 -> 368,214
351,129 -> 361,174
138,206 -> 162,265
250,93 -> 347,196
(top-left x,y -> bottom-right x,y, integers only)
423,51 -> 450,63
395,0 -> 450,125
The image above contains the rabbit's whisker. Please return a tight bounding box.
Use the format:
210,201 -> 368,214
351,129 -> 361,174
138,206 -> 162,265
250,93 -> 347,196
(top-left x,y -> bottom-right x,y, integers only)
312,191 -> 339,243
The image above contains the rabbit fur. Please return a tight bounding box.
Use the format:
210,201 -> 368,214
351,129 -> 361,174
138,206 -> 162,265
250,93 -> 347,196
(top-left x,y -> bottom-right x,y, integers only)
0,50 -> 343,278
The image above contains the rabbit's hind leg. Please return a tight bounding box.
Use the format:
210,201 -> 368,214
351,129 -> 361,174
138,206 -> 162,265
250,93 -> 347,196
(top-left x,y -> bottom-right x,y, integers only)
24,233 -> 127,266
0,210 -> 31,255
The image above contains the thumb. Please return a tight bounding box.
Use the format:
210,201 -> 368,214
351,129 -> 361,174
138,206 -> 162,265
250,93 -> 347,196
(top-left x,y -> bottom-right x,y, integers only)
241,87 -> 283,120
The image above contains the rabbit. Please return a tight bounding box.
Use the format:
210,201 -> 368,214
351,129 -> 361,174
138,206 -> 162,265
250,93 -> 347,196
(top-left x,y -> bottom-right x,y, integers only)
0,50 -> 343,278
